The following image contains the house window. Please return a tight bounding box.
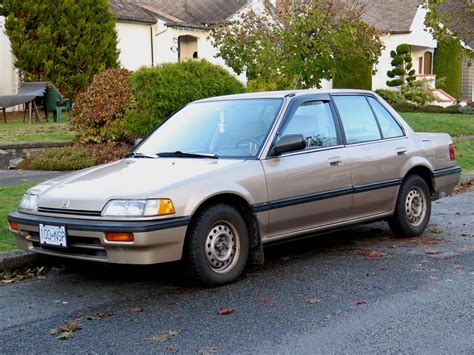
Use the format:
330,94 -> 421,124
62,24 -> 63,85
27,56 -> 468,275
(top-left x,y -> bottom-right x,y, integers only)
423,51 -> 433,75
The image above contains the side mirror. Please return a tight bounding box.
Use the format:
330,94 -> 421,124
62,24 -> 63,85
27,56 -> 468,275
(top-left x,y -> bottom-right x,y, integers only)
133,138 -> 143,148
271,134 -> 306,156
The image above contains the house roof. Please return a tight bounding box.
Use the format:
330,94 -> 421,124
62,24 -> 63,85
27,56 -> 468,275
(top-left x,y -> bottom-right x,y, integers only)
363,0 -> 420,33
109,0 -> 157,24
109,0 -> 248,27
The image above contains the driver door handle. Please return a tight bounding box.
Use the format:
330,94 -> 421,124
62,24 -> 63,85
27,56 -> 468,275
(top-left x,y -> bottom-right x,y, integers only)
328,157 -> 343,166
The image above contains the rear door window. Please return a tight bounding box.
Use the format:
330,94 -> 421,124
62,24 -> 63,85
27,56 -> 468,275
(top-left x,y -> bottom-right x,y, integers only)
333,96 -> 382,144
367,97 -> 404,138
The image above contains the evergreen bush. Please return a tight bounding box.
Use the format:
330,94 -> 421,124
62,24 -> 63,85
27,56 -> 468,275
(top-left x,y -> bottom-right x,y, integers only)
2,0 -> 119,98
126,60 -> 244,137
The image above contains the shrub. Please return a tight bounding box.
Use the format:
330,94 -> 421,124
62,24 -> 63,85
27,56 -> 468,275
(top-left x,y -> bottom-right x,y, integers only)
386,44 -> 416,90
402,79 -> 434,106
71,69 -> 135,144
17,146 -> 97,171
434,37 -> 462,99
332,61 -> 372,90
460,103 -> 474,115
126,60 -> 245,137
2,0 -> 118,98
17,143 -> 131,171
375,89 -> 408,106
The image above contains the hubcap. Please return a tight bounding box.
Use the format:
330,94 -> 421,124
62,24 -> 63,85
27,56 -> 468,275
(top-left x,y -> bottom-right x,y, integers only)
405,187 -> 426,227
205,221 -> 240,273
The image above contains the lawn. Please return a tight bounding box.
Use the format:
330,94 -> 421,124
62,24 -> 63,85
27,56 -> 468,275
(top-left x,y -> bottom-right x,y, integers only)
0,184 -> 33,251
400,112 -> 474,138
455,139 -> 474,175
0,115 -> 75,144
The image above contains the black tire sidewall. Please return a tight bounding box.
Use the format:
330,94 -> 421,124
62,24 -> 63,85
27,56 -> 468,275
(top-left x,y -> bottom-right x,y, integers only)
185,204 -> 249,286
391,175 -> 431,237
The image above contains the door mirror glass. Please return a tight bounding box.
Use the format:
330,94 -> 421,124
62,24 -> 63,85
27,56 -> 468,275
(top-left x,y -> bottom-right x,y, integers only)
271,134 -> 306,155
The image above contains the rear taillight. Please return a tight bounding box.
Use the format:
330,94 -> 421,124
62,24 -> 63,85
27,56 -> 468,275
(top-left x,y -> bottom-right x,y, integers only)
449,144 -> 455,160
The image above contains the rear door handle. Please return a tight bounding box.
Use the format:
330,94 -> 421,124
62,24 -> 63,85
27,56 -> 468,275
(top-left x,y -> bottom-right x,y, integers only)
328,157 -> 343,166
396,147 -> 408,156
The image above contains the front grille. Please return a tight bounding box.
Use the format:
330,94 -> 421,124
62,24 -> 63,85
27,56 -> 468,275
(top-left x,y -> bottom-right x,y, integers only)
37,207 -> 102,216
28,232 -> 107,259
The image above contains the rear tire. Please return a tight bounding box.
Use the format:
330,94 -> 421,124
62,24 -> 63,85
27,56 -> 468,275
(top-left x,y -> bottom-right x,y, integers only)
184,204 -> 249,287
389,175 -> 431,238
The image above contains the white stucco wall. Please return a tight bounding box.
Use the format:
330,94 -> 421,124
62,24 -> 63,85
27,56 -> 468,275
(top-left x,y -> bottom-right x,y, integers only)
153,19 -> 246,83
0,16 -> 18,97
372,6 -> 437,90
116,21 -> 154,70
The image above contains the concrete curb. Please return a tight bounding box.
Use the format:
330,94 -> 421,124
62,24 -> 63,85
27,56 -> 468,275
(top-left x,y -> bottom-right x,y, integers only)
0,250 -> 40,272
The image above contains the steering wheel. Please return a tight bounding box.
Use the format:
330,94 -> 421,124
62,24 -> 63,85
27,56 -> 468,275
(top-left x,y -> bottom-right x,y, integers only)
235,138 -> 261,149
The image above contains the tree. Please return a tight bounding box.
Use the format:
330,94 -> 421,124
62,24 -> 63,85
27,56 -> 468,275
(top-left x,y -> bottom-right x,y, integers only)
423,0 -> 473,46
386,44 -> 416,92
2,0 -> 119,98
211,0 -> 383,90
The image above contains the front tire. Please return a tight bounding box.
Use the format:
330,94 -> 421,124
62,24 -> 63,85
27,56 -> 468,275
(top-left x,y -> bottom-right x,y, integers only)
389,175 -> 431,237
184,204 -> 249,286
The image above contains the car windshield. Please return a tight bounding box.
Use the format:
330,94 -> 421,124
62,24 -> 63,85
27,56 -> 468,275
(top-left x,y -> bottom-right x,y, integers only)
134,99 -> 283,159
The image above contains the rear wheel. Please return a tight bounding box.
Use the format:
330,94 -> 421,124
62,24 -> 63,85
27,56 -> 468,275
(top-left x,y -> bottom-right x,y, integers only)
184,204 -> 249,286
389,175 -> 431,237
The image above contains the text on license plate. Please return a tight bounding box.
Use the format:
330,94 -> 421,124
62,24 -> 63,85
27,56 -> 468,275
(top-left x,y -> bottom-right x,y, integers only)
39,224 -> 67,247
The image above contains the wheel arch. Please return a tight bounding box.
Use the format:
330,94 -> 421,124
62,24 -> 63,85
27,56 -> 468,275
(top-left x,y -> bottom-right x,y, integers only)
402,165 -> 435,196
187,193 -> 264,262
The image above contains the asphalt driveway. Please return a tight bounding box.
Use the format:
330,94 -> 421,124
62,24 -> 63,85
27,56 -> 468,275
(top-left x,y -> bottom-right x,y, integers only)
0,191 -> 472,353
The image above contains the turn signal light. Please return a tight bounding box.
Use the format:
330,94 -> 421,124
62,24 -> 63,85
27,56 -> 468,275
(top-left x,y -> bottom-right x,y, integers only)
105,232 -> 134,242
158,199 -> 175,215
9,221 -> 19,231
449,144 -> 455,160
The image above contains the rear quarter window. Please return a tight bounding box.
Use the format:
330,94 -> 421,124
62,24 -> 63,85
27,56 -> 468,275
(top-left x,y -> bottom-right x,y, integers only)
367,97 -> 404,139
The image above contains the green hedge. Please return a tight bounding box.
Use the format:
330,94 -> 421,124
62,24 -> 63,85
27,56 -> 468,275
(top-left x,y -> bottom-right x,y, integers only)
126,60 -> 245,137
434,38 -> 462,99
333,60 -> 372,90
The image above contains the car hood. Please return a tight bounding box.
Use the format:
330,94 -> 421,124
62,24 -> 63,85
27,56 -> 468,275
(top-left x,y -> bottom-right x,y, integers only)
31,158 -> 244,212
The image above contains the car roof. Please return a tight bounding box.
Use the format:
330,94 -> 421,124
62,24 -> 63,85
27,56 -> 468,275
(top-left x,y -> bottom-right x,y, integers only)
194,89 -> 376,103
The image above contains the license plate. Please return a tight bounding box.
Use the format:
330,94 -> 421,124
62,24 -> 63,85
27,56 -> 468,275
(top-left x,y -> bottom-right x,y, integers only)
39,224 -> 67,247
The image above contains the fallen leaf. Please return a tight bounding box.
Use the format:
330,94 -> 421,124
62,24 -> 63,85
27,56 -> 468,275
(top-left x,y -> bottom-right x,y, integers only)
96,311 -> 113,318
130,307 -> 144,313
164,345 -> 177,351
152,329 -> 181,342
307,298 -> 321,304
57,331 -> 74,340
279,256 -> 291,262
426,249 -> 440,255
218,307 -> 236,315
430,227 -> 442,234
351,300 -> 367,305
259,296 -> 272,304
361,250 -> 388,259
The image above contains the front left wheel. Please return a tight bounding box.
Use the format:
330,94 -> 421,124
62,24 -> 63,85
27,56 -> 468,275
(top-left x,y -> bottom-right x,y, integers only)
184,204 -> 249,287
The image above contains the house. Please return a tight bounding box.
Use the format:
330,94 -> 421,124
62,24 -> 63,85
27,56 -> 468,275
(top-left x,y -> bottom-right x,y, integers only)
0,0 -> 472,106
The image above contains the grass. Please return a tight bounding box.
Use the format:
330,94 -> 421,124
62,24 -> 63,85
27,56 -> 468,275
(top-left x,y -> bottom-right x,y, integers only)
0,113 -> 75,144
400,112 -> 474,137
0,184 -> 33,252
455,140 -> 474,175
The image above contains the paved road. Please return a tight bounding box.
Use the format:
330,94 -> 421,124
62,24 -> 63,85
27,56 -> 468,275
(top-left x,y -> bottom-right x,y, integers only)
0,192 -> 472,353
0,170 -> 65,186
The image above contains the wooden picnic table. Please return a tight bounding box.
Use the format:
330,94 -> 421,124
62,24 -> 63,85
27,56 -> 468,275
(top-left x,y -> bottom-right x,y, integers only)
0,82 -> 49,123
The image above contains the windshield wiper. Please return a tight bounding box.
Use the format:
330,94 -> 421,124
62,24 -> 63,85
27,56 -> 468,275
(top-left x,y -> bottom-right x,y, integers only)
124,152 -> 155,159
156,151 -> 219,159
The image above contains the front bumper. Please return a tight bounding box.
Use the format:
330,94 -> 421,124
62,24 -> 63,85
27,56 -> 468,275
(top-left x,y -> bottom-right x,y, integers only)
7,211 -> 190,265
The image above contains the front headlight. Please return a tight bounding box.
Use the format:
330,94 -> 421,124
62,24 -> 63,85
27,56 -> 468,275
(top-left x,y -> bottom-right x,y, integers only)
19,194 -> 38,211
101,199 -> 175,217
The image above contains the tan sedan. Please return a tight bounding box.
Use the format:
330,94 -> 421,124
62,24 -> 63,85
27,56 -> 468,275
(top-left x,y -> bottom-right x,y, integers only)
8,89 -> 461,286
